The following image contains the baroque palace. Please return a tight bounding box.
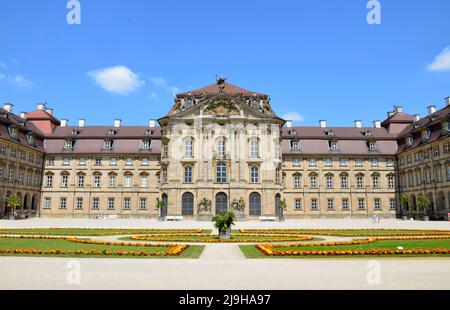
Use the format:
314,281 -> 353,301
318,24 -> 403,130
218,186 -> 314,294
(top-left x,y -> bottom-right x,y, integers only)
0,79 -> 449,220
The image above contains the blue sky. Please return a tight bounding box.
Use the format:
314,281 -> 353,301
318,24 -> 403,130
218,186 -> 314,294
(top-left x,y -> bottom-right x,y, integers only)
0,0 -> 449,127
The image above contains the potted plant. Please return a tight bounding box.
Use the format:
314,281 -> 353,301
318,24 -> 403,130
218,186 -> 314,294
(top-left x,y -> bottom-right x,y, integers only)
6,194 -> 21,220
417,194 -> 431,221
400,194 -> 409,220
278,198 -> 287,222
231,197 -> 246,221
155,198 -> 166,221
212,211 -> 236,239
196,198 -> 212,221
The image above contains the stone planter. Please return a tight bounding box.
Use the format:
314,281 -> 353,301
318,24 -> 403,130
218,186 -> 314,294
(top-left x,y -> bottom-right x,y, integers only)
219,228 -> 231,240
195,213 -> 213,221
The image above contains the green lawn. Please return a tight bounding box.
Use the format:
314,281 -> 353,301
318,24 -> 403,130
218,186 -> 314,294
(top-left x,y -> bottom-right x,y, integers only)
0,237 -> 204,258
0,228 -> 209,236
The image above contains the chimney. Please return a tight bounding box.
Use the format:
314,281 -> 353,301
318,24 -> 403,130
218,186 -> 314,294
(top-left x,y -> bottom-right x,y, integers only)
37,103 -> 46,110
413,114 -> 420,122
319,120 -> 327,128
60,119 -> 68,127
149,119 -> 156,128
286,120 -> 292,128
19,112 -> 28,119
445,97 -> 450,106
45,108 -> 54,115
354,120 -> 362,128
394,106 -> 403,114
373,120 -> 381,128
3,103 -> 14,112
78,119 -> 85,127
427,105 -> 436,115
114,119 -> 122,128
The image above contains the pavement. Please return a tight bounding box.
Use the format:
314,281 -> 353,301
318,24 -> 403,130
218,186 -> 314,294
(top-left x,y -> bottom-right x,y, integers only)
1,218 -> 450,290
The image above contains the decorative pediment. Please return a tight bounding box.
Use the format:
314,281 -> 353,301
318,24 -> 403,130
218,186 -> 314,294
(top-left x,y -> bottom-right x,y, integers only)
203,98 -> 240,116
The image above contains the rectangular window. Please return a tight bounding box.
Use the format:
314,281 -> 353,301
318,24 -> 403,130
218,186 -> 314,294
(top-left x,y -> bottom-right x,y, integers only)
309,159 -> 317,167
140,139 -> 151,150
342,198 -> 349,211
184,167 -> 193,183
388,176 -> 395,189
93,175 -> 101,188
341,176 -> 348,189
185,139 -> 193,158
108,198 -> 115,210
78,157 -> 86,166
250,167 -> 259,183
139,198 -> 147,210
61,175 -> 68,188
372,176 -> 379,188
43,197 -> 51,209
371,159 -> 378,167
125,157 -> 133,166
46,175 -> 53,187
216,164 -> 227,183
109,175 -> 116,187
293,158 -> 301,166
163,144 -> 169,158
374,198 -> 381,210
291,140 -> 300,150
389,199 -> 396,210
386,158 -> 394,167
140,175 -> 148,188
326,176 -> 333,189
294,199 -> 302,211
8,169 -> 14,183
47,157 -> 55,166
62,157 -> 70,166
324,159 -> 332,167
327,199 -> 334,210
92,198 -> 99,210
123,198 -> 131,210
294,176 -> 301,189
340,159 -> 348,166
77,175 -> 85,188
310,176 -> 317,188
311,199 -> 318,211
141,158 -> 149,166
250,140 -> 259,158
59,197 -> 67,209
110,157 -> 117,166
358,198 -> 365,210
355,159 -> 363,167
124,175 -> 132,188
76,198 -> 83,210
94,157 -> 102,166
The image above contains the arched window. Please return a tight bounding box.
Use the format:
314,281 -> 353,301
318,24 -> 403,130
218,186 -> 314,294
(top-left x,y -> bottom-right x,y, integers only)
249,192 -> 261,216
216,162 -> 227,183
184,166 -> 193,183
184,138 -> 193,158
215,192 -> 228,214
181,192 -> 194,216
250,138 -> 259,158
250,166 -> 259,183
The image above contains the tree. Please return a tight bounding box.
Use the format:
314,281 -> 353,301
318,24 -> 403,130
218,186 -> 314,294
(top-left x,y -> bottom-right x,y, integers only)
279,198 -> 287,210
400,194 -> 410,215
155,198 -> 166,216
6,194 -> 21,215
417,194 -> 431,215
212,211 -> 236,236
197,198 -> 212,213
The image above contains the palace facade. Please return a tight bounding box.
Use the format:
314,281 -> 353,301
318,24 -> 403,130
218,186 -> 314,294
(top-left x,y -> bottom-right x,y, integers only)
0,80 -> 449,220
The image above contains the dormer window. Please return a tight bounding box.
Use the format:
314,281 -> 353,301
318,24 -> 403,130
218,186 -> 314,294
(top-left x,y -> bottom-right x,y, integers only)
442,121 -> 449,135
26,133 -> 35,146
290,140 -> 300,151
406,136 -> 414,147
186,98 -> 193,109
325,131 -> 335,137
421,130 -> 431,141
103,139 -> 113,150
367,141 -> 377,152
251,99 -> 259,109
108,129 -> 117,136
71,129 -> 80,136
363,130 -> 372,137
7,126 -> 18,139
289,130 -> 297,136
145,129 -> 153,136
64,139 -> 75,150
140,139 -> 151,150
328,140 -> 339,151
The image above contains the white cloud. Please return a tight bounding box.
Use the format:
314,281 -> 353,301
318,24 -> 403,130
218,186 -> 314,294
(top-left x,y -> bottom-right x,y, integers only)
150,76 -> 179,97
88,65 -> 145,95
10,75 -> 34,88
427,46 -> 450,71
282,112 -> 304,122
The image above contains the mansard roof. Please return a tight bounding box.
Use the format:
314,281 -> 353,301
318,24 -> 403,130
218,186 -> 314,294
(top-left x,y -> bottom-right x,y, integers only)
281,126 -> 397,140
0,108 -> 45,152
50,126 -> 161,139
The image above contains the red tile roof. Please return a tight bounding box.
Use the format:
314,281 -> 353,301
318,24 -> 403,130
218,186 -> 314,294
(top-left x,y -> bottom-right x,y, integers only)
177,82 -> 267,98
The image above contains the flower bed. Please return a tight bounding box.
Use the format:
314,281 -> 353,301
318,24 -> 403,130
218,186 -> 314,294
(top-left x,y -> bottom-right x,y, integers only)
240,229 -> 450,237
129,233 -> 314,243
0,235 -> 189,257
255,235 -> 450,256
0,228 -> 203,236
